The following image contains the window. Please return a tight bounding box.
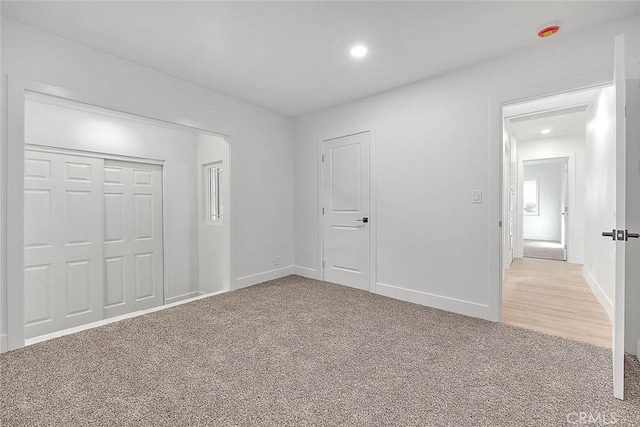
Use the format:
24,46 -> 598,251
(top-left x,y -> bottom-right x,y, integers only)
523,179 -> 539,216
204,162 -> 223,222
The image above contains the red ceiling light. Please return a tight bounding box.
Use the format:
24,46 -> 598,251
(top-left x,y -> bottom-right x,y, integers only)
537,23 -> 560,38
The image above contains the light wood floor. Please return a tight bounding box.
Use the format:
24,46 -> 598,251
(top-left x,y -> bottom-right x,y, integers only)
503,258 -> 612,348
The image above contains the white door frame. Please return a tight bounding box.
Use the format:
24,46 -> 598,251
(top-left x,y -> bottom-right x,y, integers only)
317,128 -> 376,293
3,76 -> 236,351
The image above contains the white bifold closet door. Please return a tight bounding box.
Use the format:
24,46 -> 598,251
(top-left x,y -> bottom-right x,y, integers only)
24,150 -> 164,339
103,160 -> 164,318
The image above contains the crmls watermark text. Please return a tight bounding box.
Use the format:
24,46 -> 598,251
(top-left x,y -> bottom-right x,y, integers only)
566,411 -> 619,425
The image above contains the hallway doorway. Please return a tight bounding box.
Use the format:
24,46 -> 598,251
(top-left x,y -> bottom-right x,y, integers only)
500,84 -> 614,348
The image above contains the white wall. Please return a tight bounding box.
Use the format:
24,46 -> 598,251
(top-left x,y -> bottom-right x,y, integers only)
584,87 -> 617,319
293,15 -> 640,352
516,134 -> 586,264
2,12 -> 639,356
523,161 -> 563,242
1,17 -> 294,350
25,97 -> 203,302
198,133 -> 230,293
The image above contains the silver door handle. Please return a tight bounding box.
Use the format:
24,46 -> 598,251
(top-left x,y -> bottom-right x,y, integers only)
602,229 -> 640,241
356,217 -> 369,223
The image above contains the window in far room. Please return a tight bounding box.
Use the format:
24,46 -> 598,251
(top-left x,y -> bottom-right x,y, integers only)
523,178 -> 539,216
204,162 -> 223,222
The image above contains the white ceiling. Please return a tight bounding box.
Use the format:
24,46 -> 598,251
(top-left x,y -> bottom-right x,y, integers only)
505,86 -> 604,141
2,1 -> 638,117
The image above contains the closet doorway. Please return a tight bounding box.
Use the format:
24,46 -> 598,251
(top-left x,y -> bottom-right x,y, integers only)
24,149 -> 164,339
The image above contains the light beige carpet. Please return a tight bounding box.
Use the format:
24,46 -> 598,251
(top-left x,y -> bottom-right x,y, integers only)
523,239 -> 565,261
1,275 -> 639,426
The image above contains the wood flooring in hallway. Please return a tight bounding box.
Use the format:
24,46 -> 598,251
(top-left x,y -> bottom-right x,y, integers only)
503,257 -> 612,348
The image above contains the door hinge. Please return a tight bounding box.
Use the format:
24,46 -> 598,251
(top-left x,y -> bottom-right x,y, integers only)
322,207 -> 324,215
499,220 -> 502,227
322,154 -> 325,162
322,259 -> 325,268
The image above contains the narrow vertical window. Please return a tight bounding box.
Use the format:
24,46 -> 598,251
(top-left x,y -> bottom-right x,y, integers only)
204,162 -> 223,222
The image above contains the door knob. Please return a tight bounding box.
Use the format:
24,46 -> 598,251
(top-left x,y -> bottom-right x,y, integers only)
602,229 -> 640,241
602,230 -> 615,240
356,217 -> 369,223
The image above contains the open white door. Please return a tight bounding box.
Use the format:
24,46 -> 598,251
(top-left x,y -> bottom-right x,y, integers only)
612,34 -> 628,400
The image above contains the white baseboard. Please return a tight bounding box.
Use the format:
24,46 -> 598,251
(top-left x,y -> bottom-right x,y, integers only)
523,236 -> 560,242
583,267 -> 614,321
636,338 -> 640,358
376,282 -> 491,320
165,291 -> 203,304
24,289 -> 227,347
0,334 -> 7,353
234,266 -> 294,290
293,266 -> 321,280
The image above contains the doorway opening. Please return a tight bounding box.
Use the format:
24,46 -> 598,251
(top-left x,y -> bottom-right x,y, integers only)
521,157 -> 568,262
500,85 -> 614,349
8,86 -> 232,349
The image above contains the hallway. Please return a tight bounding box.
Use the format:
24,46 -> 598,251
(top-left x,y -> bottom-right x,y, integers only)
503,258 -> 611,348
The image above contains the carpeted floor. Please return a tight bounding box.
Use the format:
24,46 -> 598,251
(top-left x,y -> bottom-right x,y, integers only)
1,276 -> 639,426
523,239 -> 566,261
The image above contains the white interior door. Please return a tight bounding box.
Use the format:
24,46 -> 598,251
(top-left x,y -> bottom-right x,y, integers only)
24,150 -> 103,338
103,160 -> 164,317
612,34 -> 627,401
322,132 -> 370,290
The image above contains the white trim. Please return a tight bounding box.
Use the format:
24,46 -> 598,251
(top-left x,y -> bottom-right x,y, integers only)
7,76 -> 27,350
165,291 -> 203,305
316,136 -> 324,281
0,335 -> 7,353
293,266 -> 321,280
235,266 -> 294,290
522,235 -> 562,242
24,290 -> 227,347
636,338 -> 640,358
583,267 -> 614,321
489,94 -> 504,322
369,126 -> 378,293
25,143 -> 165,166
376,282 -> 491,320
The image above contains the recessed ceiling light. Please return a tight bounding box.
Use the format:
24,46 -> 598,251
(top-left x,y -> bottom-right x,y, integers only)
541,129 -> 551,135
350,45 -> 368,58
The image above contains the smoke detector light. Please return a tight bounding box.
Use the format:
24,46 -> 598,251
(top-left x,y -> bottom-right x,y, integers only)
350,45 -> 368,58
537,22 -> 560,38
541,129 -> 551,135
